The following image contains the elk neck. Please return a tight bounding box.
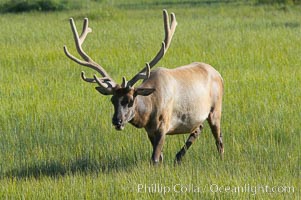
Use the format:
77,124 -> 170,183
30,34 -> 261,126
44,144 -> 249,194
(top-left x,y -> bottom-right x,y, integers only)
129,94 -> 153,129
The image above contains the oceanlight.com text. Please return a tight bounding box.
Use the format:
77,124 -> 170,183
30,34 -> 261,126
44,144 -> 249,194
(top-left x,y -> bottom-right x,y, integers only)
137,183 -> 295,195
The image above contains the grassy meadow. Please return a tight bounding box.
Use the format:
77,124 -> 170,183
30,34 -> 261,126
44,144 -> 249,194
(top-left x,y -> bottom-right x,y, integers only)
0,0 -> 300,199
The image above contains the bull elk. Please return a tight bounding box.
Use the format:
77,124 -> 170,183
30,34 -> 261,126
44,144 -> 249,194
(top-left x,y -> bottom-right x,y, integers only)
63,10 -> 224,164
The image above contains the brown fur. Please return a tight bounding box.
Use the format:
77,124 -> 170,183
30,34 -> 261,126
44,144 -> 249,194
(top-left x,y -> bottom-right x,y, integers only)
119,62 -> 224,163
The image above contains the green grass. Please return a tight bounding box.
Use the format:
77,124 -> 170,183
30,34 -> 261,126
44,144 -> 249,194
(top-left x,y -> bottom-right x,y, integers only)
0,1 -> 300,199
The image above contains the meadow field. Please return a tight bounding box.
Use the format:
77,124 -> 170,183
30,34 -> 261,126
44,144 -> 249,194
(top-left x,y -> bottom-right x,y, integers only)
0,0 -> 300,199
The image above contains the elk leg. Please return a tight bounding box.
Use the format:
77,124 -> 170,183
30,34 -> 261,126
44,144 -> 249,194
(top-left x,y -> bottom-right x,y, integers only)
148,132 -> 165,164
207,110 -> 224,159
175,125 -> 203,163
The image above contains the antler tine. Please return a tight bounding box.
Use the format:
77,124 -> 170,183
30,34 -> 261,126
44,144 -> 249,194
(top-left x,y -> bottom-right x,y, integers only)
81,71 -> 96,83
127,63 -> 150,87
164,11 -> 177,50
149,9 -> 177,68
64,18 -> 110,77
126,9 -> 177,87
94,75 -> 115,95
69,18 -> 92,63
121,77 -> 128,88
64,17 -> 117,93
79,18 -> 91,46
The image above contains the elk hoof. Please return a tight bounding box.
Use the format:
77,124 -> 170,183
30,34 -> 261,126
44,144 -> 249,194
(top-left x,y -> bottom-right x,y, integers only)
151,153 -> 163,165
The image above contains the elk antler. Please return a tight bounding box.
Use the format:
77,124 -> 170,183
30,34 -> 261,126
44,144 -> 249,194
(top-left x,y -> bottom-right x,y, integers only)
63,18 -> 116,94
126,9 -> 177,87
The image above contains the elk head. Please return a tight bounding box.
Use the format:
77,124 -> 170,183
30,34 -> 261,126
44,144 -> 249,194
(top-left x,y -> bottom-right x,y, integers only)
63,10 -> 177,130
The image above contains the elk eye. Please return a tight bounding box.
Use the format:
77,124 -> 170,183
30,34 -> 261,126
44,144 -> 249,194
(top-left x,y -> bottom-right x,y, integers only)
121,98 -> 129,106
128,100 -> 134,107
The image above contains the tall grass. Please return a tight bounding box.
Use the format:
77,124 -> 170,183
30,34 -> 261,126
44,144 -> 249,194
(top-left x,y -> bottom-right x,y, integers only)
0,1 -> 300,199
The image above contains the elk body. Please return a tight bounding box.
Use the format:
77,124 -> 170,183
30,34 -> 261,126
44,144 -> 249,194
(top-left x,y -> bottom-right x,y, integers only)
64,10 -> 224,164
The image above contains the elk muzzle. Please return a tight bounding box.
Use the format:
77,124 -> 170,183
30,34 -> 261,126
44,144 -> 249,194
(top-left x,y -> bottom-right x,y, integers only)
112,118 -> 125,130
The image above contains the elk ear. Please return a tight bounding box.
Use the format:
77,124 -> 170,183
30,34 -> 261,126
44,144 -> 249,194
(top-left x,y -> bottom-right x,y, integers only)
134,88 -> 155,96
95,86 -> 113,96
